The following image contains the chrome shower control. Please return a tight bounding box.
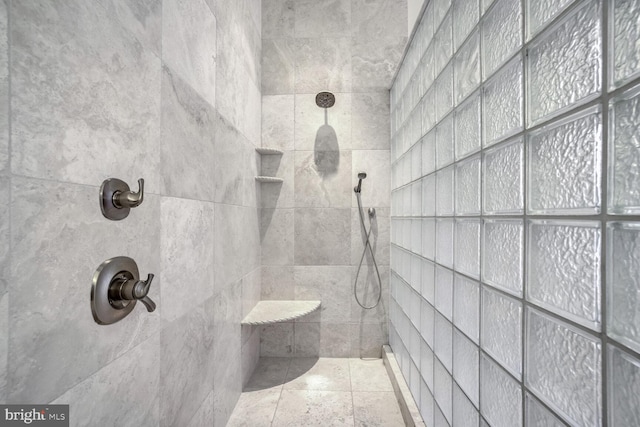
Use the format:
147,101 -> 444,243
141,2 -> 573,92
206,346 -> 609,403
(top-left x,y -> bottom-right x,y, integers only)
100,178 -> 144,221
91,256 -> 157,325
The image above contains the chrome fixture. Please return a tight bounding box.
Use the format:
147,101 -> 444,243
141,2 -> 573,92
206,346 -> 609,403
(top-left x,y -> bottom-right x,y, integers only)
354,172 -> 367,193
353,172 -> 382,309
91,256 -> 156,325
315,91 -> 335,108
100,178 -> 145,220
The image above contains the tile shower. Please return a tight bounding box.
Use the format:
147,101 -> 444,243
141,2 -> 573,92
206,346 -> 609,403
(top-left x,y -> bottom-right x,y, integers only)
389,0 -> 640,426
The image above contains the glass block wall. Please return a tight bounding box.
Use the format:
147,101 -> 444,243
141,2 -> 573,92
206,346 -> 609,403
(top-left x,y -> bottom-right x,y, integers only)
388,0 -> 640,425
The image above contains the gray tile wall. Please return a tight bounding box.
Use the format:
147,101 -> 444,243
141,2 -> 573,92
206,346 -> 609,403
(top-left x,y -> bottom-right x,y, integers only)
1,0 -> 261,426
260,0 -> 406,358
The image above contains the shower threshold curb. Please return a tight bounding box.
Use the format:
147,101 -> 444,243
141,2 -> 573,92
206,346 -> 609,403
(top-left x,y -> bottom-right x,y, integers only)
382,345 -> 426,427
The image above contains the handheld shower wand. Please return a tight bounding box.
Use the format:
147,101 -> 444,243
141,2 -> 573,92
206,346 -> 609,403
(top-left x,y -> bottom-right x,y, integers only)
354,172 -> 367,193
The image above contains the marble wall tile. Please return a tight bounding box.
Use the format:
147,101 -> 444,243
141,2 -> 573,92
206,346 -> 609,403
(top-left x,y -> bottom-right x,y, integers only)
352,0 -> 408,39
261,322 -> 294,357
213,283 -> 243,426
241,326 -> 261,386
212,111 -> 256,206
0,292 -> 6,402
8,178 -> 160,404
295,0 -> 352,38
262,266 -> 296,300
319,322 -> 352,357
262,39 -> 296,95
160,197 -> 214,323
108,0 -> 162,56
352,93 -> 391,150
352,150 -> 391,207
187,391 -> 214,427
52,335 -> 160,427
159,300 -> 214,427
295,93 -> 352,151
262,0 -> 295,39
161,68 -> 216,201
162,0 -> 216,108
215,204 -> 261,294
351,265 -> 390,324
295,37 -> 352,93
242,267 -> 262,319
352,37 -> 407,92
10,0 -> 161,187
262,95 -> 295,151
350,322 -> 387,358
0,176 -> 7,297
260,208 -> 295,266
294,266 -> 352,323
293,322 -> 321,356
351,208 -> 391,266
294,208 -> 351,265
294,150 -> 352,208
0,0 -> 7,174
261,151 -> 294,208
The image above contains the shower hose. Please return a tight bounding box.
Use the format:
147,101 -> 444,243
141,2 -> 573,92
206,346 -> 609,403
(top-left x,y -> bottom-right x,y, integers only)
354,192 -> 383,309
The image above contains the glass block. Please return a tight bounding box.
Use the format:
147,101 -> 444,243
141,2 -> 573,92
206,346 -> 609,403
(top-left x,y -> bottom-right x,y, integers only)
525,392 -> 566,427
420,380 -> 435,427
421,299 -> 435,348
455,155 -> 481,216
410,358 -> 421,402
526,0 -> 576,40
453,0 -> 479,50
434,357 -> 453,424
526,0 -> 601,126
410,288 -> 422,327
454,219 -> 480,279
607,222 -> 640,353
527,106 -> 602,215
436,266 -> 453,320
481,0 -> 496,15
435,64 -> 454,122
527,220 -> 602,330
480,354 -> 523,427
453,384 -> 479,427
434,403 -> 448,427
411,180 -> 422,216
422,129 -> 436,176
454,30 -> 481,105
453,274 -> 480,343
422,174 -> 436,217
421,339 -> 435,390
483,137 -> 524,214
434,10 -> 453,76
422,218 -> 436,260
411,218 -> 422,254
436,113 -> 454,169
436,166 -> 454,216
436,219 -> 454,268
422,259 -> 436,303
420,44 -> 435,95
411,143 -> 422,181
435,312 -> 453,372
483,55 -> 523,146
611,0 -> 640,88
609,84 -> 640,214
608,344 -> 640,426
482,0 -> 523,79
453,329 -> 479,407
482,219 -> 524,296
481,286 -> 523,378
454,91 -> 481,160
422,87 -> 437,134
525,308 -> 602,426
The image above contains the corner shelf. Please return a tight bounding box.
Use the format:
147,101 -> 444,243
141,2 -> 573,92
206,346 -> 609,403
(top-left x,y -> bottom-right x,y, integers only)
256,147 -> 284,155
241,300 -> 321,326
255,176 -> 284,183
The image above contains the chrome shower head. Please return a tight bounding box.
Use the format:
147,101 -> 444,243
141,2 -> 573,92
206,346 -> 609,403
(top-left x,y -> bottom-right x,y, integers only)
354,172 -> 367,193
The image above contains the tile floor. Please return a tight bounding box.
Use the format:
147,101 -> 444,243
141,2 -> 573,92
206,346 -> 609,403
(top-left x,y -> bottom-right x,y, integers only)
227,357 -> 405,427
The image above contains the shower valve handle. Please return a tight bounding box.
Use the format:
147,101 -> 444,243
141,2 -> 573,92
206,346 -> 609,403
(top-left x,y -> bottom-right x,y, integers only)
108,273 -> 156,312
113,178 -> 144,209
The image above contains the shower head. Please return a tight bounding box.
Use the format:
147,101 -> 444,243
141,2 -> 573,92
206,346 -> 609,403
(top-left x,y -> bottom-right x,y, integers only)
354,172 -> 367,193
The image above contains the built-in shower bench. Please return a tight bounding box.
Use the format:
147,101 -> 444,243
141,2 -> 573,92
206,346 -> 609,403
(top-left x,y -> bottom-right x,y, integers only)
241,300 -> 321,326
